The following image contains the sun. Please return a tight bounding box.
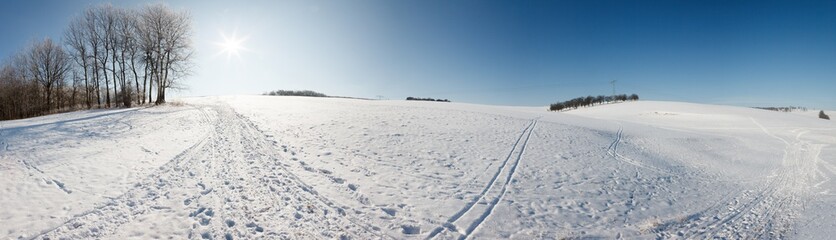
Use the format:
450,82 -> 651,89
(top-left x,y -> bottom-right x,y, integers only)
215,30 -> 249,61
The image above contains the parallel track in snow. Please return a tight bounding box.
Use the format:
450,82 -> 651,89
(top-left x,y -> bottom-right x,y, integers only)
427,119 -> 537,240
606,123 -> 671,175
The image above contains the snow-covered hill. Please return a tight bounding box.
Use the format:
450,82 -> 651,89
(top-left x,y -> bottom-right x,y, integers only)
1,96 -> 834,239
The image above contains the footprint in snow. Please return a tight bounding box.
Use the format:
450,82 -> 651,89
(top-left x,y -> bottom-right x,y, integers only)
401,225 -> 421,235
381,207 -> 397,216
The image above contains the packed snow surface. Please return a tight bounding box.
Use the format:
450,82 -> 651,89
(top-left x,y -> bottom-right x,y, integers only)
1,96 -> 834,239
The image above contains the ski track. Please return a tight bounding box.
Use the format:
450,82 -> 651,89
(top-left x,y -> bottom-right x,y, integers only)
33,103 -> 388,240
606,123 -> 673,176
652,120 -> 822,239
8,99 -> 832,239
601,119 -> 824,239
427,119 -> 537,240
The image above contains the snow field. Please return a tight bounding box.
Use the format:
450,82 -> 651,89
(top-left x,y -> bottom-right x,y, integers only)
1,96 -> 834,239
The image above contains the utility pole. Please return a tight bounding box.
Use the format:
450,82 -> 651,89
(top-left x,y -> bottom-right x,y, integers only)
610,80 -> 617,96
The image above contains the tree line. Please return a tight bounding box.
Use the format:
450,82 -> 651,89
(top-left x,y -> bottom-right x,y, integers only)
549,94 -> 638,111
0,3 -> 193,121
754,106 -> 808,112
264,90 -> 328,97
406,97 -> 450,102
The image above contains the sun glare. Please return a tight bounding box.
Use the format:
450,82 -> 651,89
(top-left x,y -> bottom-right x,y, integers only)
215,30 -> 248,61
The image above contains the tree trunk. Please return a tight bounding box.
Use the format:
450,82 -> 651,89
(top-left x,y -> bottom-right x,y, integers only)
156,51 -> 171,105
111,51 -> 119,108
131,59 -> 141,105
103,65 -> 110,108
83,59 -> 91,109
147,66 -> 153,104
133,67 -> 141,105
92,51 -> 101,108
71,84 -> 77,109
94,67 -> 101,108
120,48 -> 131,107
45,86 -> 52,113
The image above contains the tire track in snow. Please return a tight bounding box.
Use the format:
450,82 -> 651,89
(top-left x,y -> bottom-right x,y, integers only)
427,119 -> 537,240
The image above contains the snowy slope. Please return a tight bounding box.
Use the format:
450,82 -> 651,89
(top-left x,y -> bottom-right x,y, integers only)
1,96 -> 834,239
0,105 -> 213,239
567,101 -> 836,239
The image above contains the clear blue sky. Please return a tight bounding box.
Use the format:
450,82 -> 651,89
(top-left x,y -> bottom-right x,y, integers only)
1,0 -> 834,109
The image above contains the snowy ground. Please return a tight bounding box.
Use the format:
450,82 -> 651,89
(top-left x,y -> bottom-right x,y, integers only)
1,96 -> 834,239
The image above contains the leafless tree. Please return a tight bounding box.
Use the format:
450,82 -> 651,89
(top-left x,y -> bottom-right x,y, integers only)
65,15 -> 93,108
96,4 -> 117,108
119,10 -> 145,105
26,38 -> 71,111
1,3 -> 193,120
82,6 -> 104,107
70,70 -> 82,107
113,7 -> 134,107
0,50 -> 56,119
0,57 -> 34,119
139,4 -> 194,104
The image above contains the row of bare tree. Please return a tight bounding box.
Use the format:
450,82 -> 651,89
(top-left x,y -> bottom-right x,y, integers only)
0,3 -> 193,120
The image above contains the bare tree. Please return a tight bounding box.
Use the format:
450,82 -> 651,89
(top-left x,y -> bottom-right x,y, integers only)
0,57 -> 33,119
26,38 -> 71,111
139,4 -> 194,104
0,50 -> 54,119
119,10 -> 145,105
81,7 -> 104,107
70,70 -> 82,107
114,7 -> 134,107
91,4 -> 116,108
65,15 -> 93,108
1,3 -> 194,120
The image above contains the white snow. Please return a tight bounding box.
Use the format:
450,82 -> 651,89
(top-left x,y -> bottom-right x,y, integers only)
1,96 -> 834,239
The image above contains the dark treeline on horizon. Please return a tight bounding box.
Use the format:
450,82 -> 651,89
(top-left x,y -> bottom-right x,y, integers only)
406,97 -> 450,102
264,90 -> 328,97
550,94 -> 638,111
753,106 -> 808,112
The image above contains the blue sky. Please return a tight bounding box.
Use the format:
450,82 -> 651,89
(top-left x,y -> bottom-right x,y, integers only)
1,0 -> 834,109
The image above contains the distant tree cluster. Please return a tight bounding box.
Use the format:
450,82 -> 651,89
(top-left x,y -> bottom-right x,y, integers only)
821,110 -> 830,120
406,97 -> 450,102
753,106 -> 808,112
0,3 -> 193,121
264,90 -> 327,97
549,94 -> 638,111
